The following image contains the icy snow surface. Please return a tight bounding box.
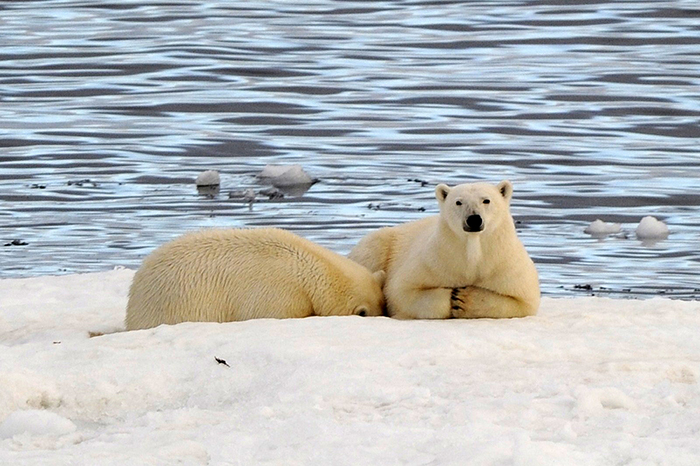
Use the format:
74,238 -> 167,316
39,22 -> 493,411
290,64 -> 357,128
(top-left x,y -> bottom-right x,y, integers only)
0,410 -> 77,439
1,270 -> 699,465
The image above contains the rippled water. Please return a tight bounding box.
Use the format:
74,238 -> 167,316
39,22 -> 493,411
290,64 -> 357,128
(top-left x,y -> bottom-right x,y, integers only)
2,1 -> 699,298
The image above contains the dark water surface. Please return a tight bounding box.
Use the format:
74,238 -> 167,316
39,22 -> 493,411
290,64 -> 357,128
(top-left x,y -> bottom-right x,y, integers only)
2,1 -> 699,298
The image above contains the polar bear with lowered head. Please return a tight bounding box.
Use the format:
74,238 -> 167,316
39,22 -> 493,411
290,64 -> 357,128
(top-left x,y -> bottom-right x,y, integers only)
349,180 -> 539,319
126,228 -> 385,330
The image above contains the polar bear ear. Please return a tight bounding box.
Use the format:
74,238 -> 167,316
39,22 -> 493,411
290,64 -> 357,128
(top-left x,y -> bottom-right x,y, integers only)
373,270 -> 386,288
435,184 -> 451,204
497,180 -> 513,202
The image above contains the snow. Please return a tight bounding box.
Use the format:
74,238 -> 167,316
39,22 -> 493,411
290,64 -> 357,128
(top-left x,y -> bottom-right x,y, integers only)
0,410 -> 76,439
636,216 -> 670,240
584,219 -> 622,236
2,270 -> 700,465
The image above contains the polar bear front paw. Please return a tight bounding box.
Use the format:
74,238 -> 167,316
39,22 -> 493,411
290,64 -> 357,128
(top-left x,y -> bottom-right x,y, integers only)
449,285 -> 534,319
450,286 -> 468,318
450,285 -> 496,318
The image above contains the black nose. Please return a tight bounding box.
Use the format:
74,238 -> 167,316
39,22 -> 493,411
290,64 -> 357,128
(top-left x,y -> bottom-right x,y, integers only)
465,214 -> 483,232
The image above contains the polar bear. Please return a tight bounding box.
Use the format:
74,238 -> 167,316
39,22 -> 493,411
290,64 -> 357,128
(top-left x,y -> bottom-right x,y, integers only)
349,180 -> 539,319
126,228 -> 385,330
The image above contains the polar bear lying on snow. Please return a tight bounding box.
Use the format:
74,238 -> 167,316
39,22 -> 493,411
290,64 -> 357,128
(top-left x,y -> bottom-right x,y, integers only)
126,228 -> 385,330
349,180 -> 540,319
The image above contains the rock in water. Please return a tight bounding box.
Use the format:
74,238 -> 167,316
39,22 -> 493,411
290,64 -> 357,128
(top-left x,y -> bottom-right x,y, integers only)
195,170 -> 220,187
584,219 -> 622,236
636,216 -> 669,239
243,188 -> 255,203
228,188 -> 256,202
259,164 -> 316,187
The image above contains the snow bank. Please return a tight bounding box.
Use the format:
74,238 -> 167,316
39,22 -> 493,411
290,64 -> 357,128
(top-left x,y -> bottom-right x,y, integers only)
1,270 -> 699,465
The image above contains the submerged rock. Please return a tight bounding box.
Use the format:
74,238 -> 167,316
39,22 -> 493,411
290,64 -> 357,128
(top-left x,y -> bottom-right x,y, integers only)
259,187 -> 284,200
228,188 -> 256,203
67,179 -> 97,187
197,185 -> 220,197
4,239 -> 28,247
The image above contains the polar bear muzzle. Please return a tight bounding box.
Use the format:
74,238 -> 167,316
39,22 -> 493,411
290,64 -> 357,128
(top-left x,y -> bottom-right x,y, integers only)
464,214 -> 484,232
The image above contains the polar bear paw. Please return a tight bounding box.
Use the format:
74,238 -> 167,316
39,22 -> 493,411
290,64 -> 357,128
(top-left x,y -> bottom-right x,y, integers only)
450,286 -> 468,318
449,285 -> 536,319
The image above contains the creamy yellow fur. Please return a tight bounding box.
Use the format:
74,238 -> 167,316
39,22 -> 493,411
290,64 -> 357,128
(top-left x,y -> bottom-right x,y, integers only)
126,228 -> 385,330
349,181 -> 540,319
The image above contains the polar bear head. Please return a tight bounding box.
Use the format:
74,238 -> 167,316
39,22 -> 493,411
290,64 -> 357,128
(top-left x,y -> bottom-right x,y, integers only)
435,180 -> 514,236
348,269 -> 386,317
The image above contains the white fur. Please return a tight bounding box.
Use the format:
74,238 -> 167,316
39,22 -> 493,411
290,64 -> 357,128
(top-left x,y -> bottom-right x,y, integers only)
349,180 -> 540,319
126,228 -> 385,330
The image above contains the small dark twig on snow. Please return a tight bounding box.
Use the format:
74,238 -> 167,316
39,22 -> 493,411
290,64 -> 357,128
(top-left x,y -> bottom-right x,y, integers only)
215,357 -> 230,367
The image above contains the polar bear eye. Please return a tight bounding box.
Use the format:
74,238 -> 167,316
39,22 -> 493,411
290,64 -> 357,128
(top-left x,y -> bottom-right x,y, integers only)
455,200 -> 462,206
483,199 -> 490,204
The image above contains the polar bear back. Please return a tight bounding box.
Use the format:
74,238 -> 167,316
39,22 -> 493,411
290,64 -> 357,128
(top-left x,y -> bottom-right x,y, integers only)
126,228 -> 384,330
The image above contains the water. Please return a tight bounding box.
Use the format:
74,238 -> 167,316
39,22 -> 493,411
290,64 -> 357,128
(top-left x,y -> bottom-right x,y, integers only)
1,1 -> 699,298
